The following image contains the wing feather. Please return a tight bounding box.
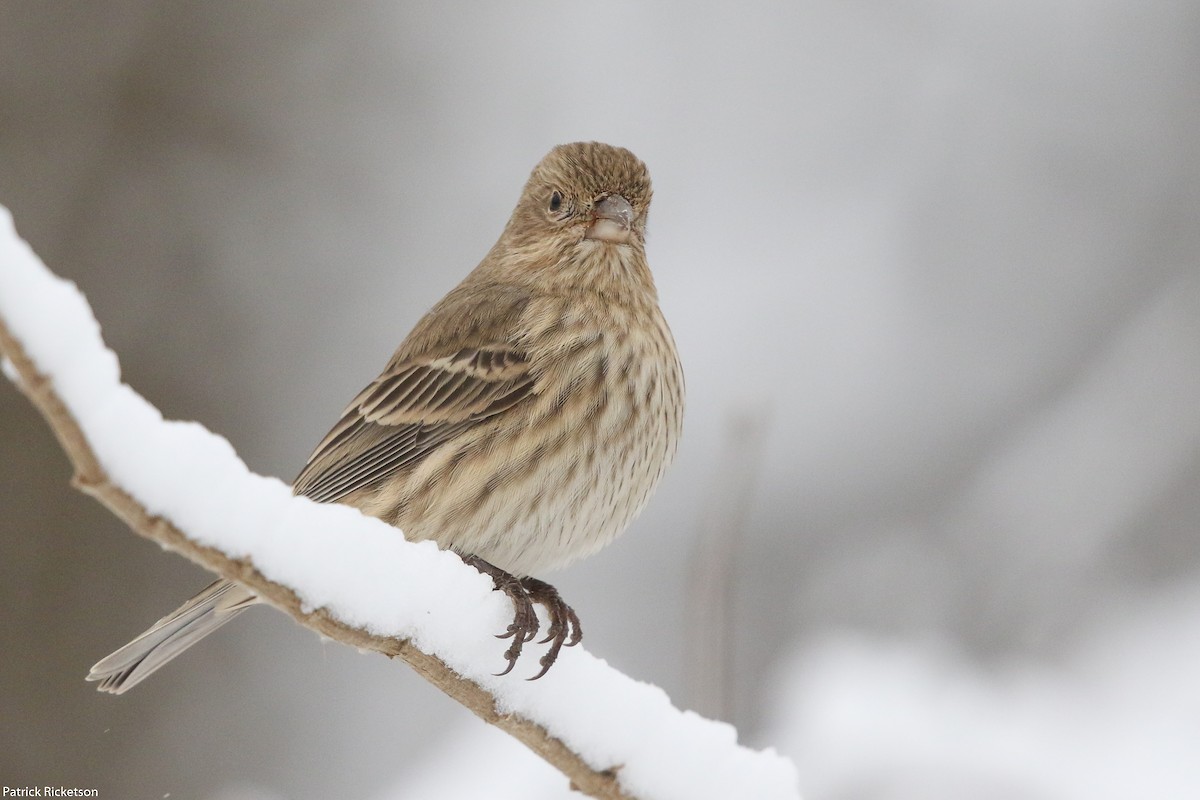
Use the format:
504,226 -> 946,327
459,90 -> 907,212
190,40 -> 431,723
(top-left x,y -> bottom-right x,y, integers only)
292,346 -> 534,504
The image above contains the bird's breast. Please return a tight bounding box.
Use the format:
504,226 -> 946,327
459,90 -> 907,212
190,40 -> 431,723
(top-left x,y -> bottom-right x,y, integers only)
392,295 -> 683,577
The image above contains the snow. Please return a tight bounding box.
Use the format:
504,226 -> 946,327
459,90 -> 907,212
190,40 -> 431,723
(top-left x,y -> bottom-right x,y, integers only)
369,578 -> 1200,799
767,579 -> 1200,799
0,204 -> 799,800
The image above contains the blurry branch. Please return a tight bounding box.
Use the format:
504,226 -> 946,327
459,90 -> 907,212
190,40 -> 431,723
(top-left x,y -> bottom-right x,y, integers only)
684,408 -> 770,720
0,317 -> 632,800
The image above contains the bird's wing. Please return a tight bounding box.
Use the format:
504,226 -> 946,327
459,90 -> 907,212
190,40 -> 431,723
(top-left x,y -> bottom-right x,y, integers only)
292,345 -> 534,504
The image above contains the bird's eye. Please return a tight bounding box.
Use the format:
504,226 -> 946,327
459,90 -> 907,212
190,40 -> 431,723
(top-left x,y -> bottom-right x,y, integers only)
549,191 -> 563,213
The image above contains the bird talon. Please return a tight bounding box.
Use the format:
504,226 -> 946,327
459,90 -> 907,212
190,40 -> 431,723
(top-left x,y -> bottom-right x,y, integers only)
528,656 -> 555,682
462,556 -> 582,678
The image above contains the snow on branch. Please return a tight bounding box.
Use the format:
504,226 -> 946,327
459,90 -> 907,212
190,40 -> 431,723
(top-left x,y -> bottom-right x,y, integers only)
0,206 -> 799,800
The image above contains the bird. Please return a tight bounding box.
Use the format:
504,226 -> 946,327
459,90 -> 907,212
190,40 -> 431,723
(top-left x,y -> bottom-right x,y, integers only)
87,141 -> 685,692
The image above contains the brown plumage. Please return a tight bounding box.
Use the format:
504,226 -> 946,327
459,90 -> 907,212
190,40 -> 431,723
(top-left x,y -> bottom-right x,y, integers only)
88,142 -> 684,691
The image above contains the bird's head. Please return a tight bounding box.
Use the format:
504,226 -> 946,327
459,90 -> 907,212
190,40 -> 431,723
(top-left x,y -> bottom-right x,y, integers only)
504,142 -> 653,258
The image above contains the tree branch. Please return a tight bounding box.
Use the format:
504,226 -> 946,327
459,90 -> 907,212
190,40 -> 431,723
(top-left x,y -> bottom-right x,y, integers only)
0,312 -> 632,800
0,206 -> 798,800
10,258 -> 657,800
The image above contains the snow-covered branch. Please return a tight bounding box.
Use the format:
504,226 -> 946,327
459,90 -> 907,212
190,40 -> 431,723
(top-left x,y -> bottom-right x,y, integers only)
0,206 -> 799,800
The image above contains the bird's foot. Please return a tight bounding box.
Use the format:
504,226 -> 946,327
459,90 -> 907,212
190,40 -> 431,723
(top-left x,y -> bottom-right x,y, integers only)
462,555 -> 582,679
520,576 -> 582,680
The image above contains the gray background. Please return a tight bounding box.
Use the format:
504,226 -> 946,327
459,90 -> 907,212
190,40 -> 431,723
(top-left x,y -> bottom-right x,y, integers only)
2,2 -> 1198,798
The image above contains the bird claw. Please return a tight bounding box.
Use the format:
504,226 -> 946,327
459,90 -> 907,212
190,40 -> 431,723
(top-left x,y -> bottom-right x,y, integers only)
520,577 -> 581,680
463,556 -> 581,679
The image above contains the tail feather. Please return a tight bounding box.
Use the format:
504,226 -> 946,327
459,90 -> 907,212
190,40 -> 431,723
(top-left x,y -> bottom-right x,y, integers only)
87,579 -> 258,694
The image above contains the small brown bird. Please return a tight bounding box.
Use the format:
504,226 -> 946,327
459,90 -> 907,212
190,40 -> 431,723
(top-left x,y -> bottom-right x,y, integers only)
88,142 -> 684,691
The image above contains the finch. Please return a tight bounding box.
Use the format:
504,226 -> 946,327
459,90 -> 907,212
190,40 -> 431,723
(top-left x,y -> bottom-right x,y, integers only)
88,141 -> 684,691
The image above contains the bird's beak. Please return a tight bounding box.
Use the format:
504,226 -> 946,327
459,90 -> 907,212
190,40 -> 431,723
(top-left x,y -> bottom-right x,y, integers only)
585,194 -> 634,244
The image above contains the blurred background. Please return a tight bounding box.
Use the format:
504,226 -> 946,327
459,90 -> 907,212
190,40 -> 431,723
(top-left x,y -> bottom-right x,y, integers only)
2,2 -> 1198,798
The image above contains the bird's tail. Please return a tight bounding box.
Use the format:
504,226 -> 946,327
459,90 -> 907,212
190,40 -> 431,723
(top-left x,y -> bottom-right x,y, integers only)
87,579 -> 258,694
